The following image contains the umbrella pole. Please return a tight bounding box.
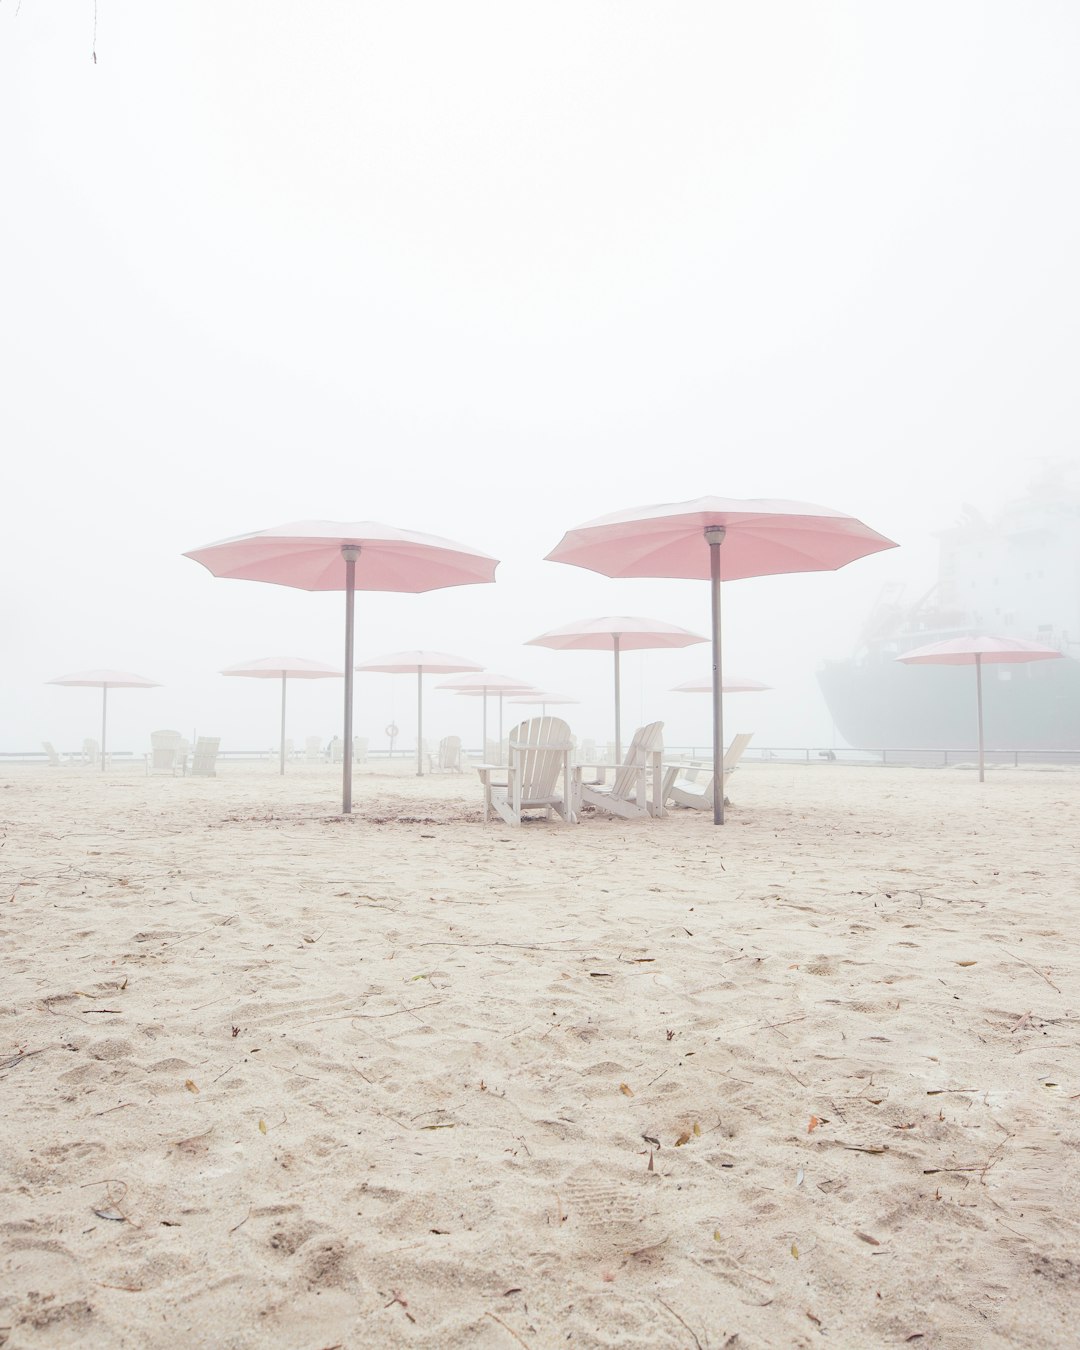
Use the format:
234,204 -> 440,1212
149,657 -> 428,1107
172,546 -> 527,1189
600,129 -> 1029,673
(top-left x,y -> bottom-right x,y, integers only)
280,675 -> 287,776
613,634 -> 622,762
417,668 -> 424,776
499,692 -> 504,763
705,526 -> 726,825
482,689 -> 488,762
342,545 -> 360,813
975,653 -> 985,784
100,685 -> 108,772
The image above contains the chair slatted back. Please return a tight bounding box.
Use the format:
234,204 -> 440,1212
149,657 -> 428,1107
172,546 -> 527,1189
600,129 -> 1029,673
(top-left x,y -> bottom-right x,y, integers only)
508,717 -> 572,803
611,721 -> 664,799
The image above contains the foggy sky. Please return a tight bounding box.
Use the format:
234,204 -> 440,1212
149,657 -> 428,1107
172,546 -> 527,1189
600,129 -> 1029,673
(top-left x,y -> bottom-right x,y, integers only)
3,2 -> 1078,755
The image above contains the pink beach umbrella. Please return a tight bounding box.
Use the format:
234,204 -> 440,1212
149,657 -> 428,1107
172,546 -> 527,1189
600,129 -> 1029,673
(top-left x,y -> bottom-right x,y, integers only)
508,691 -> 581,716
438,672 -> 534,761
46,669 -> 160,771
672,676 -> 772,694
526,615 -> 705,761
355,650 -> 483,777
220,656 -> 342,777
546,497 -> 896,824
184,521 -> 498,813
897,635 -> 1063,782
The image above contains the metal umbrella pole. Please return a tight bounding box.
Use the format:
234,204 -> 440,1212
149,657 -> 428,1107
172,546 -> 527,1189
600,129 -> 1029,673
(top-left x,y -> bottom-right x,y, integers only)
279,676 -> 288,776
100,686 -> 108,772
706,526 -> 726,825
975,653 -> 985,784
416,667 -> 424,776
612,633 -> 621,762
342,545 -> 359,813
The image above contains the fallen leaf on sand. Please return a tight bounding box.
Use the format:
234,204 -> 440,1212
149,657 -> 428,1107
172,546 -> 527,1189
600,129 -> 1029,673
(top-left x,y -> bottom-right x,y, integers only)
184,1079 -> 199,1094
619,1083 -> 634,1097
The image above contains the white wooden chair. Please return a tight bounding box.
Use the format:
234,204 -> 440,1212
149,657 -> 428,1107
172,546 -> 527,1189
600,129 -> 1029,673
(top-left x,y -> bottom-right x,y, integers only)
147,730 -> 182,776
82,738 -> 103,766
190,737 -> 221,777
353,736 -> 368,764
477,717 -> 576,825
574,721 -> 665,819
663,733 -> 754,811
41,741 -> 62,767
429,735 -> 463,773
305,736 -> 323,762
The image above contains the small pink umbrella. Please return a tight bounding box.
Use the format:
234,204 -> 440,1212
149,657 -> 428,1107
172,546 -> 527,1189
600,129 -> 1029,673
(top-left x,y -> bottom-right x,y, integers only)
184,521 -> 498,813
221,656 -> 343,776
438,672 -> 534,761
46,669 -> 160,771
526,615 -> 705,760
508,691 -> 581,716
546,497 -> 896,823
672,676 -> 772,693
897,635 -> 1063,782
354,650 -> 483,776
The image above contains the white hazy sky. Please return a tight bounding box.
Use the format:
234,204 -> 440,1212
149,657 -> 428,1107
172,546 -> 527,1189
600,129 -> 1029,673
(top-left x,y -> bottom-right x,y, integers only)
3,2 -> 1078,755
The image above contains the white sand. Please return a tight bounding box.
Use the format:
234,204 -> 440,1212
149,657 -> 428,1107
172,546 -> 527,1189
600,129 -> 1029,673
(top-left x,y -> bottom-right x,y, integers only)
2,760 -> 1079,1348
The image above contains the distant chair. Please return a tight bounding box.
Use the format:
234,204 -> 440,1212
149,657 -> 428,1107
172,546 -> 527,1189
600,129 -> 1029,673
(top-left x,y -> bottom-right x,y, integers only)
329,736 -> 344,763
147,730 -> 183,776
305,736 -> 323,762
190,736 -> 221,777
284,738 -> 295,760
663,733 -> 754,811
353,736 -> 368,765
82,738 -> 102,767
177,739 -> 191,775
577,737 -> 597,766
483,738 -> 499,764
429,735 -> 463,773
41,741 -> 62,767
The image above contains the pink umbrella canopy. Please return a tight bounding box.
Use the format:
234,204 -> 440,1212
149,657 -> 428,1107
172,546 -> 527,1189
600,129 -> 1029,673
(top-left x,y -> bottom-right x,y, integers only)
527,615 -> 705,759
897,635 -> 1063,782
221,656 -> 343,776
438,672 -> 534,760
547,497 -> 897,823
47,670 -> 161,771
508,691 -> 580,715
184,521 -> 499,812
355,650 -> 483,776
673,677 -> 772,693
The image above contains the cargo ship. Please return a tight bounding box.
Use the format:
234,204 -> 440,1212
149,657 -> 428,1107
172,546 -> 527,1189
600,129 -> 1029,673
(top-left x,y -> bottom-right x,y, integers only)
817,475 -> 1080,750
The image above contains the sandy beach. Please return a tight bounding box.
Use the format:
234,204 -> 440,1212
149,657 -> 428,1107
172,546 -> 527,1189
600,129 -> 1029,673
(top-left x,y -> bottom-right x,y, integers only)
2,760 -> 1079,1349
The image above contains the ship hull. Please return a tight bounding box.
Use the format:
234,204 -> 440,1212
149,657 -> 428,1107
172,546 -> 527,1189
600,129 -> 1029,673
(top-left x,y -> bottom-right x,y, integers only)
818,654 -> 1080,750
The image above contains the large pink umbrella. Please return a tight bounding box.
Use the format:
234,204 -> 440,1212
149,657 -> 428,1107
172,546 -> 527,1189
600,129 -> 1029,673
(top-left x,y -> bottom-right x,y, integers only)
184,521 -> 499,813
526,615 -> 705,760
46,669 -> 160,771
221,656 -> 343,776
546,497 -> 896,823
897,635 -> 1063,782
438,672 -> 534,761
354,650 -> 483,776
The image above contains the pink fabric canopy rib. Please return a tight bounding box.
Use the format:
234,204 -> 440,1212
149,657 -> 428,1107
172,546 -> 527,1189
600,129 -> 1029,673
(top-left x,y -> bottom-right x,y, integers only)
184,520 -> 499,592
355,650 -> 483,675
220,656 -> 342,679
545,497 -> 896,581
527,615 -> 705,651
897,636 -> 1063,666
48,670 -> 160,688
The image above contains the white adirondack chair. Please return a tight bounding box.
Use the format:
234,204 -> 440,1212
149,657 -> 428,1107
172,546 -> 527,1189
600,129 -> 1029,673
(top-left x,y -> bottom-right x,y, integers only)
305,736 -> 323,762
82,738 -> 102,766
190,736 -> 221,777
575,721 -> 665,819
663,733 -> 754,811
430,735 -> 463,773
353,736 -> 368,764
147,730 -> 182,776
477,717 -> 576,825
41,741 -> 62,767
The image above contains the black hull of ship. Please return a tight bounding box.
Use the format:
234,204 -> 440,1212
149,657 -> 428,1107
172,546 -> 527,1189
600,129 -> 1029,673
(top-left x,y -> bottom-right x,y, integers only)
817,654 -> 1080,751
